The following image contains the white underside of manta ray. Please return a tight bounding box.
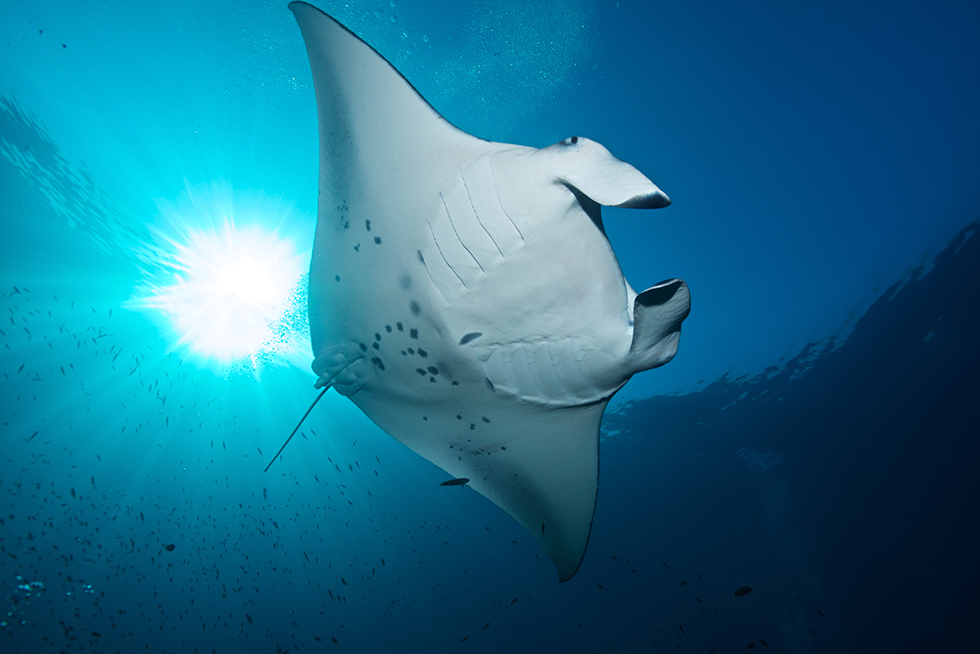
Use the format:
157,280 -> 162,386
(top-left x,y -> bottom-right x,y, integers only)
286,1 -> 691,582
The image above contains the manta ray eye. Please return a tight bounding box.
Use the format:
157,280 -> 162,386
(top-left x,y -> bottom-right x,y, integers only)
562,136 -> 579,146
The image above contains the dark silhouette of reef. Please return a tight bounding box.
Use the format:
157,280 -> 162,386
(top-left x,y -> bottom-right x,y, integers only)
602,221 -> 980,652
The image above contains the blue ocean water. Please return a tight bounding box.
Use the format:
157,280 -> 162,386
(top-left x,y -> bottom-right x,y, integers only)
2,1 -> 978,652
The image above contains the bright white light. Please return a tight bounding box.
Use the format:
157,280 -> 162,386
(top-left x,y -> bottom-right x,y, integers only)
214,257 -> 277,306
128,183 -> 313,373
136,220 -> 306,365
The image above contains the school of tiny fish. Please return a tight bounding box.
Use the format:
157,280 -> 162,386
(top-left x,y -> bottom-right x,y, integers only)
0,283 -> 834,649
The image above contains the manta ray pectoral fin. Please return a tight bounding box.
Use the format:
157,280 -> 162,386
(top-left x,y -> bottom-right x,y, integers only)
380,396 -> 610,583
289,0 -> 487,223
629,279 -> 691,374
553,137 -> 671,208
482,400 -> 606,582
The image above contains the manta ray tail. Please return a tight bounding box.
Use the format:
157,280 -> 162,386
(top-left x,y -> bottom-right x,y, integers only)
264,387 -> 329,472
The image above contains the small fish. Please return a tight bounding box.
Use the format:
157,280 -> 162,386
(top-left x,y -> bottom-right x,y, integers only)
440,477 -> 469,487
817,610 -> 828,618
733,586 -> 752,597
759,639 -> 769,647
245,614 -> 252,625
165,543 -> 175,552
680,581 -> 689,587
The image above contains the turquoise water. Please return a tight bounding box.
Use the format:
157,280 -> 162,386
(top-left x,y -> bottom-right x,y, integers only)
2,1 -> 978,651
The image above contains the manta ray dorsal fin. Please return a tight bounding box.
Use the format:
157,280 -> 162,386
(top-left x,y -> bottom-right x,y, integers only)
552,137 -> 671,208
289,2 -> 490,210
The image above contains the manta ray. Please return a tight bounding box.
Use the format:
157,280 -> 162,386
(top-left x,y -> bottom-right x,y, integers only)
280,1 -> 691,582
